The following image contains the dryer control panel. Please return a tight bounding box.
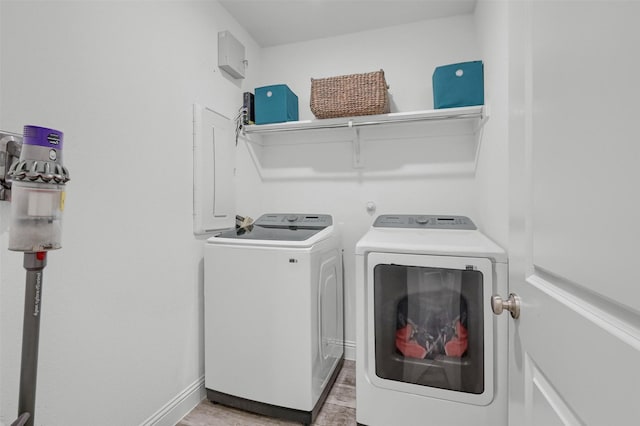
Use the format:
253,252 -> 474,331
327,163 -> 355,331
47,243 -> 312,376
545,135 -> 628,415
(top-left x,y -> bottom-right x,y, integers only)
373,214 -> 476,230
255,213 -> 333,228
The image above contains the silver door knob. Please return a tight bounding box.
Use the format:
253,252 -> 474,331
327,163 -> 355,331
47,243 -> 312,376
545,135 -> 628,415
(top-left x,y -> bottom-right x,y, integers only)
491,293 -> 521,319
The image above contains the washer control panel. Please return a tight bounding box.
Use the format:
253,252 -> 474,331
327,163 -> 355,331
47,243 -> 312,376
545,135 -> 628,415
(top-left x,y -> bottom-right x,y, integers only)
373,214 -> 476,230
255,213 -> 332,228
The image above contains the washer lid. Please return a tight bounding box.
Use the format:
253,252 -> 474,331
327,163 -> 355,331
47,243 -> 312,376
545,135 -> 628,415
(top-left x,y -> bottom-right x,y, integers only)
208,213 -> 334,247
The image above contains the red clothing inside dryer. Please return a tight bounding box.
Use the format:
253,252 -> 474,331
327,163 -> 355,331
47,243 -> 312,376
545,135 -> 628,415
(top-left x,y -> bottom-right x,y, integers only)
444,320 -> 468,357
395,324 -> 428,359
395,320 -> 468,359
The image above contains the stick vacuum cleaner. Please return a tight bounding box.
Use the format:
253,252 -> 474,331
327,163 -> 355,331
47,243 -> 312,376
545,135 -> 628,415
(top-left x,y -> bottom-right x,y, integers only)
7,125 -> 70,426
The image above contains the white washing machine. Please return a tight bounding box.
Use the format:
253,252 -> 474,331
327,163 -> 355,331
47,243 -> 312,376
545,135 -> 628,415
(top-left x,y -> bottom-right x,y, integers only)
355,215 -> 508,426
204,213 -> 344,425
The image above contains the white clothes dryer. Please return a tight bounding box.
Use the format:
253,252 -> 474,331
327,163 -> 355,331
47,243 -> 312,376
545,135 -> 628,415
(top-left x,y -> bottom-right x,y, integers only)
204,213 -> 344,425
355,215 -> 508,426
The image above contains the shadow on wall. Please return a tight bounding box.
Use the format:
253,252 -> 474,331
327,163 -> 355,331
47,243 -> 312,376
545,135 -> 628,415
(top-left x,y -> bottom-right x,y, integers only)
242,118 -> 482,181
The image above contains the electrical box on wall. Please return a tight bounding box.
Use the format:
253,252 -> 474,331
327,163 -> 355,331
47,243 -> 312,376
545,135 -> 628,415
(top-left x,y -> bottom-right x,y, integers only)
218,30 -> 246,79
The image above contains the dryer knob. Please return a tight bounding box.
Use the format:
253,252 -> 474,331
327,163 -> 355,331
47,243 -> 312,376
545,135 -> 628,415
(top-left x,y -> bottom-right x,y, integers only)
286,215 -> 298,222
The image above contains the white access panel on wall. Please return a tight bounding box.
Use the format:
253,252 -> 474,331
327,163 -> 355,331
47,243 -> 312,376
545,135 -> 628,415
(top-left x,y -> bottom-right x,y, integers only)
193,104 -> 235,235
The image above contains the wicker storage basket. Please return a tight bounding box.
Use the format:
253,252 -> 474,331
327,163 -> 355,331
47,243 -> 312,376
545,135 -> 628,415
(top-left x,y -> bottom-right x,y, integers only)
310,70 -> 390,119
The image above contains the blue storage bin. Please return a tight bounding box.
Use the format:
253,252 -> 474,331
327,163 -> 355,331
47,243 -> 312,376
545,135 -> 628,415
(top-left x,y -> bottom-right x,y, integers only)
255,84 -> 299,124
432,61 -> 484,109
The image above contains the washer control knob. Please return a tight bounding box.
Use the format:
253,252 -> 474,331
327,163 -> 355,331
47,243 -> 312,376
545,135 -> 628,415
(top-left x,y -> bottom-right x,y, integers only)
286,215 -> 298,222
416,216 -> 429,224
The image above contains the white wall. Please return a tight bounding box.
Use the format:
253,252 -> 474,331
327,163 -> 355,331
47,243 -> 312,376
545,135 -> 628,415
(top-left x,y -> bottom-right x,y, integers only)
234,15 -> 483,354
0,1 -> 260,425
474,0 -> 510,248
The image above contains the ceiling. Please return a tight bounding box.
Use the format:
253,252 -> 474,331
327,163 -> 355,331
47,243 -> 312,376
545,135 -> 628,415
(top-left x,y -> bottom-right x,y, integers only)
219,0 -> 477,47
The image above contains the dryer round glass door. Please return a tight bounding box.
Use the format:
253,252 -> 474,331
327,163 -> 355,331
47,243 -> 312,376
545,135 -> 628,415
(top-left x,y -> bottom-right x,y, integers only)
365,252 -> 495,406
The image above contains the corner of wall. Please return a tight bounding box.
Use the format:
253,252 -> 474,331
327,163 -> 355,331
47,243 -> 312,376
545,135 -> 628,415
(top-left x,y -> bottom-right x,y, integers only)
472,0 -> 510,249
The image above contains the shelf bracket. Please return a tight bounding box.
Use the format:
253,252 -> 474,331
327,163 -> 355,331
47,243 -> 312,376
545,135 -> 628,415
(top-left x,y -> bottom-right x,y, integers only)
475,104 -> 490,133
350,121 -> 363,168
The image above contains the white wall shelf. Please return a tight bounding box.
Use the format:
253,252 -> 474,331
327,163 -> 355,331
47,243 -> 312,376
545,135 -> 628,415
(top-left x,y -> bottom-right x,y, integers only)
243,105 -> 487,135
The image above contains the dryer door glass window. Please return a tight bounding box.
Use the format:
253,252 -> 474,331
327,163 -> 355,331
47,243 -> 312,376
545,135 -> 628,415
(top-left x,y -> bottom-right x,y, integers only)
373,264 -> 484,394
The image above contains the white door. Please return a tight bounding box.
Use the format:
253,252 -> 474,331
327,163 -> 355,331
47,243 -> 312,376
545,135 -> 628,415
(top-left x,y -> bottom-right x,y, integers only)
505,1 -> 640,425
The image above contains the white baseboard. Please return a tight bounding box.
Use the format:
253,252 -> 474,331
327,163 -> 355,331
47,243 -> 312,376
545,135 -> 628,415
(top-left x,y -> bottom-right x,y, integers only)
344,339 -> 356,361
140,376 -> 206,426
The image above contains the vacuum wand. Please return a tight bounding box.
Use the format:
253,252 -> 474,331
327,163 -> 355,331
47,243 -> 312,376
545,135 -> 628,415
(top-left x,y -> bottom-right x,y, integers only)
8,125 -> 70,426
16,253 -> 47,426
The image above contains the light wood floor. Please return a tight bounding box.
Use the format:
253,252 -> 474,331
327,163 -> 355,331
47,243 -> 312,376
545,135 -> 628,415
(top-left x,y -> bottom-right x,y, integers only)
177,360 -> 356,426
